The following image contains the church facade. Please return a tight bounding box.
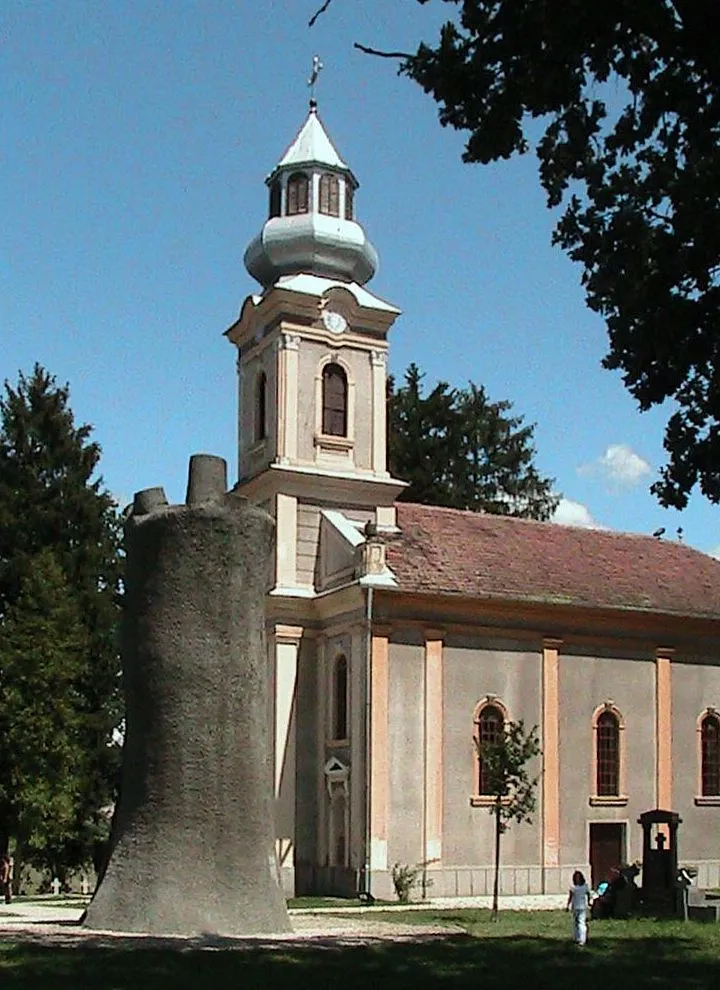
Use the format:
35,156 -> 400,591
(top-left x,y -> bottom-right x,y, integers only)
225,102 -> 720,900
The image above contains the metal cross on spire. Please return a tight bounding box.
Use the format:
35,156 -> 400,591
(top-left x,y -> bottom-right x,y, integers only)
307,54 -> 324,105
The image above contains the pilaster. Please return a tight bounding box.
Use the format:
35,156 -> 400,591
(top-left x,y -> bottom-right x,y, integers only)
655,648 -> 674,811
276,332 -> 300,463
542,639 -> 561,878
271,623 -> 303,871
423,631 -> 444,864
370,630 -> 390,870
370,348 -> 388,475
275,492 -> 297,588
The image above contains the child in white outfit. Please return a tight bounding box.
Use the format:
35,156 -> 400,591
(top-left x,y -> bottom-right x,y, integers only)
566,870 -> 591,945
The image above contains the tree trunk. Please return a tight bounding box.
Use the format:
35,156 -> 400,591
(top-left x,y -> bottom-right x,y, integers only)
83,467 -> 290,936
492,797 -> 502,919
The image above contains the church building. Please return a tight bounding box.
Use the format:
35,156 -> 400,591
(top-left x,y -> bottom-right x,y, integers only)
224,101 -> 720,900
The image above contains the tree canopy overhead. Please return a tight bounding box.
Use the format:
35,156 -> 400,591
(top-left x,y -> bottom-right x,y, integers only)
389,363 -> 559,519
405,0 -> 720,509
312,0 -> 720,509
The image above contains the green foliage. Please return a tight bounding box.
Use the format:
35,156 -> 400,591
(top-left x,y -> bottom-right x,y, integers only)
388,363 -> 558,519
0,552 -> 87,863
475,719 -> 541,917
477,720 -> 541,832
0,365 -> 123,874
390,861 -> 434,903
403,0 -> 720,508
391,862 -> 421,903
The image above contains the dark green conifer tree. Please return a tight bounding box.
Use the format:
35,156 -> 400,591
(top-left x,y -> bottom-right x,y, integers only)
0,365 -> 122,875
388,364 -> 559,520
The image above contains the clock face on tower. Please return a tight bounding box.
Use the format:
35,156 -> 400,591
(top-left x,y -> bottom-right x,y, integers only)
322,309 -> 348,335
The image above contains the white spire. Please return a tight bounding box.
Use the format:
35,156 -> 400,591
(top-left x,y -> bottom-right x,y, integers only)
276,105 -> 348,171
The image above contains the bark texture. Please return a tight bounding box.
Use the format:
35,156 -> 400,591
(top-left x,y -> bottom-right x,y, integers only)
84,457 -> 290,935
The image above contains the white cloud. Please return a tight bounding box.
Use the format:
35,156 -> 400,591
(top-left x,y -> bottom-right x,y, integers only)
579,443 -> 652,490
551,497 -> 603,529
709,546 -> 720,560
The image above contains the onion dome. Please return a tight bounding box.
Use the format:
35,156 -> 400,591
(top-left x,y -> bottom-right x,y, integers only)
244,102 -> 378,288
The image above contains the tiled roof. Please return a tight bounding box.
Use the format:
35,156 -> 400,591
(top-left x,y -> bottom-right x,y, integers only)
386,503 -> 720,619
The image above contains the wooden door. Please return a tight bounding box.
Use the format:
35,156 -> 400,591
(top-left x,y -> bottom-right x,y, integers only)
589,823 -> 624,888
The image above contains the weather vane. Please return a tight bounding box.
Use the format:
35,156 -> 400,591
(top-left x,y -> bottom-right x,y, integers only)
308,54 -> 323,104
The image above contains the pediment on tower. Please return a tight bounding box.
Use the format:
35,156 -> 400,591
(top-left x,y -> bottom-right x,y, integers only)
315,509 -> 364,593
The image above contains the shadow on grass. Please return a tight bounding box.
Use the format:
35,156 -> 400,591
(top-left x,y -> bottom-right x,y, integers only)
0,928 -> 717,990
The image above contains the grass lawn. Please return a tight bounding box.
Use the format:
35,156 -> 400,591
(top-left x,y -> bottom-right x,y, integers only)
1,910 -> 719,989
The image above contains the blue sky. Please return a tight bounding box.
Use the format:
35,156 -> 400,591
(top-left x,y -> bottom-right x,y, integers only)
2,0 -> 717,555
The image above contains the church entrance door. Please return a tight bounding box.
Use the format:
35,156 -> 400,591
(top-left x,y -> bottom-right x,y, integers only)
589,823 -> 624,888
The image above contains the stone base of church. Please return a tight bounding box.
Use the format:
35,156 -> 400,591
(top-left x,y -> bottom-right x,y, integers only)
691,860 -> 720,889
289,862 -> 592,901
423,864 -> 587,898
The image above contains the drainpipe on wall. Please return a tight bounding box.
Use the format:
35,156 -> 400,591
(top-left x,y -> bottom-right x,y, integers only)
360,584 -> 374,900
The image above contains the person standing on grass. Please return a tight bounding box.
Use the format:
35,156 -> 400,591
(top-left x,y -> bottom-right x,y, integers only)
566,870 -> 591,946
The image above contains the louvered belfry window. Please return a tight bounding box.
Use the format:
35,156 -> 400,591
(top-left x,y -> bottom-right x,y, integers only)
344,183 -> 354,220
701,713 -> 720,796
477,705 -> 504,795
268,180 -> 281,218
596,711 -> 620,796
322,363 -> 347,436
319,173 -> 340,217
286,172 -> 309,215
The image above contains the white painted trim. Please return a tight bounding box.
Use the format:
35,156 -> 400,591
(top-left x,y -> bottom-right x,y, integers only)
270,586 -> 317,599
274,273 -> 401,313
275,493 -> 298,588
370,837 -> 388,871
322,509 -> 365,548
359,571 -> 398,588
274,638 -> 300,796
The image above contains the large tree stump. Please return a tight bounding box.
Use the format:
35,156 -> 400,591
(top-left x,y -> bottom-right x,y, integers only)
83,455 -> 290,935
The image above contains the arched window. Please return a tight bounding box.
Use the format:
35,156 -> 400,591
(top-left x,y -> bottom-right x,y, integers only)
596,710 -> 620,796
475,703 -> 505,795
268,180 -> 281,218
319,173 -> 340,216
344,183 -> 354,220
332,654 -> 348,741
254,371 -> 267,443
322,363 -> 348,436
286,172 -> 309,215
701,713 -> 720,796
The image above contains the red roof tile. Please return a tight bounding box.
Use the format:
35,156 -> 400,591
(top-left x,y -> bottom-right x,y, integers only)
386,503 -> 720,619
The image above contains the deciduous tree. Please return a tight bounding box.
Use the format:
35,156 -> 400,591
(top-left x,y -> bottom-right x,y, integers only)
402,0 -> 720,509
476,719 -> 541,919
311,0 -> 720,508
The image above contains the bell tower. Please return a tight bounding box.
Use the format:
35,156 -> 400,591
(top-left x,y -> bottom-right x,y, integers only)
225,100 -> 404,594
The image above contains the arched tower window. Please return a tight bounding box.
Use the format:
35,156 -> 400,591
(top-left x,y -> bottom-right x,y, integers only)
322,363 -> 348,436
596,710 -> 620,796
344,183 -> 354,220
268,180 -> 281,218
474,702 -> 505,796
332,654 -> 348,741
701,712 -> 720,796
286,172 -> 309,215
319,173 -> 340,217
254,371 -> 267,443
